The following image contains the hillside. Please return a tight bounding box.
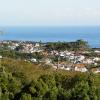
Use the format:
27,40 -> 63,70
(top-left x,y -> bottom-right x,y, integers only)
0,58 -> 100,100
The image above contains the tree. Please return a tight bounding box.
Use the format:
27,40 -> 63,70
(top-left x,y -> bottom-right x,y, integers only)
71,81 -> 90,100
75,39 -> 89,53
20,93 -> 32,100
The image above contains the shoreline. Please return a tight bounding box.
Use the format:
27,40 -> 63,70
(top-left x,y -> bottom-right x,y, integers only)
0,40 -> 100,49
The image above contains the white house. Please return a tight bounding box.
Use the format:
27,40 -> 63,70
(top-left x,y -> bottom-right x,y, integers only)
45,59 -> 52,64
93,57 -> 100,61
35,43 -> 40,47
69,55 -> 75,60
83,59 -> 94,64
91,67 -> 100,73
74,64 -> 88,72
0,55 -> 2,59
66,52 -> 71,56
94,50 -> 100,53
30,58 -> 37,62
60,53 -> 65,57
64,66 -> 72,71
59,65 -> 65,69
78,55 -> 85,61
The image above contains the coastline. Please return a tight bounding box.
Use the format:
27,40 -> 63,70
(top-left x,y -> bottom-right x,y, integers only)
0,26 -> 100,48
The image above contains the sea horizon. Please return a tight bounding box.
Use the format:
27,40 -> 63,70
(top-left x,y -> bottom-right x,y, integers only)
0,26 -> 100,48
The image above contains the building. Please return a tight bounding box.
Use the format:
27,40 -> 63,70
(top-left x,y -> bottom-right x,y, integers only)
74,64 -> 88,72
91,67 -> 100,73
0,55 -> 2,59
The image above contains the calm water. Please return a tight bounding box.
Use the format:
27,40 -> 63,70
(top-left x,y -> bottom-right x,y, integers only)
0,26 -> 100,48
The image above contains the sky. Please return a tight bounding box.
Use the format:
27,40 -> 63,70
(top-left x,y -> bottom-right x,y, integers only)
0,0 -> 100,26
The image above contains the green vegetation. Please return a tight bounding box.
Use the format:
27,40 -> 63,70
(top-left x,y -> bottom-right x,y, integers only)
0,58 -> 100,100
45,39 -> 89,51
0,49 -> 44,60
0,39 -> 99,100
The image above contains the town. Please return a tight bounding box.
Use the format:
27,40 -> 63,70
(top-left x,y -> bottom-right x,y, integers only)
0,40 -> 100,73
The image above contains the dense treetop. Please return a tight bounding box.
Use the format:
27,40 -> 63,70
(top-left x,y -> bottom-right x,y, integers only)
0,58 -> 100,100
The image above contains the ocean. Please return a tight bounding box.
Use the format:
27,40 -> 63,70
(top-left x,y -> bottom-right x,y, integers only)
0,26 -> 100,48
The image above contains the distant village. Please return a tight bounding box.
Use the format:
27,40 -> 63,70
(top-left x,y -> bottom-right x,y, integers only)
0,40 -> 100,74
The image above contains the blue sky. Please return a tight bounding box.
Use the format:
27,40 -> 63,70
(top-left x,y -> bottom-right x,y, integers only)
0,0 -> 100,26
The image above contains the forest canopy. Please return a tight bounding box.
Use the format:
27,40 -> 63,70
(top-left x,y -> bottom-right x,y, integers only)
0,58 -> 100,100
